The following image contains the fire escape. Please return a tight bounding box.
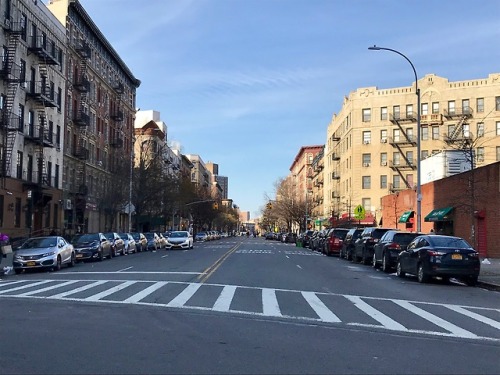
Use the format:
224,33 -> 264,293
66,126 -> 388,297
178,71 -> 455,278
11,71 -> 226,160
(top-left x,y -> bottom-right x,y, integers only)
330,134 -> 341,219
443,106 -> 473,149
71,40 -> 91,229
388,111 -> 417,192
0,19 -> 22,188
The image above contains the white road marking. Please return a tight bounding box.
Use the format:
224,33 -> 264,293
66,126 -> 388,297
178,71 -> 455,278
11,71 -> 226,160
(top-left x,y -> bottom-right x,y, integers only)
167,283 -> 202,307
84,281 -> 136,302
0,280 -> 52,294
16,280 -> 80,296
444,305 -> 500,330
213,285 -> 237,311
345,295 -> 408,331
117,266 -> 133,272
393,300 -> 478,339
50,280 -> 108,299
302,291 -> 341,323
296,265 -> 302,269
123,281 -> 168,303
262,288 -> 282,317
57,271 -> 201,275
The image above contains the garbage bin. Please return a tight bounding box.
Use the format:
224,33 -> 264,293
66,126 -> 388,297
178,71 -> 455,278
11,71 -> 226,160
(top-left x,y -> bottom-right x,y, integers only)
296,240 -> 302,247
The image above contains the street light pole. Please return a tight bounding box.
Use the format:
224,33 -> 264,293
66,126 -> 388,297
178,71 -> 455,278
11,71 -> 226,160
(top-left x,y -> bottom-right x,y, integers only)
368,45 -> 422,232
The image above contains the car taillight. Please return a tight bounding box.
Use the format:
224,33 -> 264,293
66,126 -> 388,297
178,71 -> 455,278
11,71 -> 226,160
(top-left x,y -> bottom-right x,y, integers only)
427,250 -> 445,256
387,243 -> 400,250
467,252 -> 479,258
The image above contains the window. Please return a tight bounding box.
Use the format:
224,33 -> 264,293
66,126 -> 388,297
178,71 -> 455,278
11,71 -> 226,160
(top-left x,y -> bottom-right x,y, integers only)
421,150 -> 429,159
55,164 -> 59,189
393,105 -> 400,119
392,175 -> 401,189
432,126 -> 439,140
56,125 -> 61,148
380,175 -> 387,189
20,59 -> 26,86
496,96 -> 500,111
362,176 -> 371,189
380,153 -> 387,165
406,151 -> 414,165
496,147 -> 500,161
380,107 -> 387,120
16,151 -> 23,179
463,124 -> 470,138
362,153 -> 371,166
421,103 -> 428,115
448,101 -> 455,114
393,152 -> 401,166
421,126 -> 429,141
462,99 -> 470,114
406,104 -> 413,117
27,155 -> 33,182
362,198 -> 371,212
20,13 -> 27,41
432,149 -> 440,155
432,102 -> 439,114
448,124 -> 455,137
380,129 -> 387,142
362,131 -> 371,144
393,129 -> 400,142
477,98 -> 484,113
406,174 -> 414,188
477,122 -> 484,137
476,147 -> 485,162
496,121 -> 500,136
406,127 -> 414,141
18,104 -> 24,131
362,108 -> 371,122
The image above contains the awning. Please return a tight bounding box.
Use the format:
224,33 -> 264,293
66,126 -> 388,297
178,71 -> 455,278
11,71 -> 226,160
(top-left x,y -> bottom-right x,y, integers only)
398,211 -> 414,223
424,207 -> 454,222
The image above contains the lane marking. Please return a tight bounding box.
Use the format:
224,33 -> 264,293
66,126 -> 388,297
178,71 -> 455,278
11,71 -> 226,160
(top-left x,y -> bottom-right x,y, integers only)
123,281 -> 168,303
84,281 -> 136,302
167,283 -> 202,307
302,291 -> 341,323
197,242 -> 241,283
262,288 -> 282,317
213,285 -> 237,312
0,280 -> 52,294
444,305 -> 500,330
296,265 -> 302,269
50,280 -> 108,299
345,295 -> 408,331
58,271 -> 201,275
16,280 -> 80,296
117,266 -> 133,272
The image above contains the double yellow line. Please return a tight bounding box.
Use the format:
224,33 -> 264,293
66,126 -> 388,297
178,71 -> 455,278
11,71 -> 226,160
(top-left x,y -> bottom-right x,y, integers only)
197,242 -> 241,283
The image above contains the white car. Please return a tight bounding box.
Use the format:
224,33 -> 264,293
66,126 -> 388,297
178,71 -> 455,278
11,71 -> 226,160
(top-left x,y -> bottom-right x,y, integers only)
165,231 -> 193,250
13,236 -> 75,273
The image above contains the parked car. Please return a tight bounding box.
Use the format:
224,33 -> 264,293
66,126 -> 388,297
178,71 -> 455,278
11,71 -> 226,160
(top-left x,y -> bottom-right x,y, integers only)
372,230 -> 422,272
119,233 -> 137,254
300,230 -> 314,247
308,231 -> 322,251
72,232 -> 112,261
130,232 -> 147,252
396,235 -> 480,285
340,228 -> 363,260
12,236 -> 75,273
103,232 -> 125,256
353,227 -> 393,264
165,231 -> 194,250
195,232 -> 209,242
144,232 -> 161,251
324,228 -> 350,256
158,233 -> 167,249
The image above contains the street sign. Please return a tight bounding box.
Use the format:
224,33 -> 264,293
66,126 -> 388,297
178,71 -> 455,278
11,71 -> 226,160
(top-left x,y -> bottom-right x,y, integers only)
354,204 -> 366,220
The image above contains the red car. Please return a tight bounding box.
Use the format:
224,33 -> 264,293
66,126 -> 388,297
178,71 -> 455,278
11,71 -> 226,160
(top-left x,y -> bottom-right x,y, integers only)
324,228 -> 349,256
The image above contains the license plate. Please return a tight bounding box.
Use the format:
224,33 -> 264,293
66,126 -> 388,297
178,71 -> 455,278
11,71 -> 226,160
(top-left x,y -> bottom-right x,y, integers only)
451,254 -> 462,260
76,254 -> 83,258
27,261 -> 36,266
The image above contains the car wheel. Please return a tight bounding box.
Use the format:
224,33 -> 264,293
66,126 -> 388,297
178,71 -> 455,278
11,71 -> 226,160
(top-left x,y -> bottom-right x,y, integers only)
396,261 -> 405,278
53,256 -> 62,271
417,263 -> 430,283
372,253 -> 379,269
361,249 -> 369,265
464,276 -> 478,286
382,254 -> 391,273
99,249 -> 104,261
346,249 -> 352,261
68,253 -> 76,268
14,268 -> 23,274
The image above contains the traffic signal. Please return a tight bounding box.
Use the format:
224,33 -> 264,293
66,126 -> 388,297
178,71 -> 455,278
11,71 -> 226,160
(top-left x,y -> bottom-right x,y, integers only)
212,202 -> 218,210
266,202 -> 272,210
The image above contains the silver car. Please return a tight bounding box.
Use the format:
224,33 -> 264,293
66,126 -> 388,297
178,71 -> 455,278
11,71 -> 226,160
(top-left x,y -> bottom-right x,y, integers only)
165,231 -> 194,250
12,236 -> 75,274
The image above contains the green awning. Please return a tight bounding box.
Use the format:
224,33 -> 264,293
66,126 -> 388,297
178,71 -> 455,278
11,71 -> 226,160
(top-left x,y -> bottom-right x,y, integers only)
424,207 -> 454,222
398,211 -> 414,223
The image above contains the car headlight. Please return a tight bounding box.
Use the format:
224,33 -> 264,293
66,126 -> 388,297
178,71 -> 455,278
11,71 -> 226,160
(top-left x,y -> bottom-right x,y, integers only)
42,251 -> 56,257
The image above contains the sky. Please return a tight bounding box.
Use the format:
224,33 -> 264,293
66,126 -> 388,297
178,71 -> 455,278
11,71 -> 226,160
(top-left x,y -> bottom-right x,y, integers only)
76,0 -> 500,219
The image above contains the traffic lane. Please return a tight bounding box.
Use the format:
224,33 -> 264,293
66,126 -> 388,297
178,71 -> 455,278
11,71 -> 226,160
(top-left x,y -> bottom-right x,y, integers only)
6,239 -> 239,283
200,238 -> 500,309
2,298 -> 498,374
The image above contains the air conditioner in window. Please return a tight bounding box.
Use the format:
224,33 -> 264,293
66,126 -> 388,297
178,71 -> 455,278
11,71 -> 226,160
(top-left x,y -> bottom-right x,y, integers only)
363,163 -> 371,167
380,138 -> 387,143
64,199 -> 72,210
363,140 -> 371,144
381,161 -> 387,166
98,160 -> 103,167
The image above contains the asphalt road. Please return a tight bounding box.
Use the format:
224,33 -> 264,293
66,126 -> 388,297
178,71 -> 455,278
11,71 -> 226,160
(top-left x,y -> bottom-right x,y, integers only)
1,236 -> 499,374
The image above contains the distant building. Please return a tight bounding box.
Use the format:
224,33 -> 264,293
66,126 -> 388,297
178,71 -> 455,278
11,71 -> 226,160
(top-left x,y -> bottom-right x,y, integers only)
421,150 -> 473,184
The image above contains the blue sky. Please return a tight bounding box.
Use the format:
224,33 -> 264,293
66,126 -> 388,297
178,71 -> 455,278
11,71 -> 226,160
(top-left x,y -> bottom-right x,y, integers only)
78,0 -> 500,219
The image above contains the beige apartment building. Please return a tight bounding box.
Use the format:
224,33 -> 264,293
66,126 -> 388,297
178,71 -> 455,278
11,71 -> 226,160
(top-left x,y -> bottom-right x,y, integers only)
324,73 -> 500,224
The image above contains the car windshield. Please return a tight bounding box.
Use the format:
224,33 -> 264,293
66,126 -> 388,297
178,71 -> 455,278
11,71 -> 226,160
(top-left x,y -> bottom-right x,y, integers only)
333,230 -> 349,239
170,232 -> 188,238
393,233 -> 420,245
72,234 -> 99,244
118,233 -> 128,240
103,233 -> 114,240
372,229 -> 389,239
131,233 -> 141,240
430,236 -> 471,248
20,237 -> 57,249
144,233 -> 154,240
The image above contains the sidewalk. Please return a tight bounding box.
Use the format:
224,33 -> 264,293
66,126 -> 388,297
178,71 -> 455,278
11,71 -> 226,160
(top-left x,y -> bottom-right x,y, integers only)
478,258 -> 500,291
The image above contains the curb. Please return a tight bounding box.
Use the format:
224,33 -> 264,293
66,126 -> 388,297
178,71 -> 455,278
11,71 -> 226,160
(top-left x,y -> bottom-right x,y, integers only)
477,281 -> 500,292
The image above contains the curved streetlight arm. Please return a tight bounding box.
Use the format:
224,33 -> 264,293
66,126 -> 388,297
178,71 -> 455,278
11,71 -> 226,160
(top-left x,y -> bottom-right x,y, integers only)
368,45 -> 422,233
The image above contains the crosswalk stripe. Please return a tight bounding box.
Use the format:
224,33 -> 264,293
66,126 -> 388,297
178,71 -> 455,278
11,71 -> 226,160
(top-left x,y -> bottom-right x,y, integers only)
50,280 -> 108,299
123,281 -> 168,303
444,305 -> 500,330
393,300 -> 478,339
262,288 -> 281,317
0,280 -> 26,288
345,295 -> 408,331
84,281 -> 136,302
16,280 -> 80,296
213,285 -> 237,311
167,283 -> 201,307
301,291 -> 341,323
0,280 -> 52,294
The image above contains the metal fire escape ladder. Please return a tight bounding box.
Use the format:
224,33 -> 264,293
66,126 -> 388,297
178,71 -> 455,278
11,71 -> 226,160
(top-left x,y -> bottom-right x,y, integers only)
1,22 -> 22,185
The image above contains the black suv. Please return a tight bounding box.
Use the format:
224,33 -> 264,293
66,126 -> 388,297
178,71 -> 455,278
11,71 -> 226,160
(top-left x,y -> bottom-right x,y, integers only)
373,230 -> 422,272
353,227 -> 393,264
340,228 -> 363,260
